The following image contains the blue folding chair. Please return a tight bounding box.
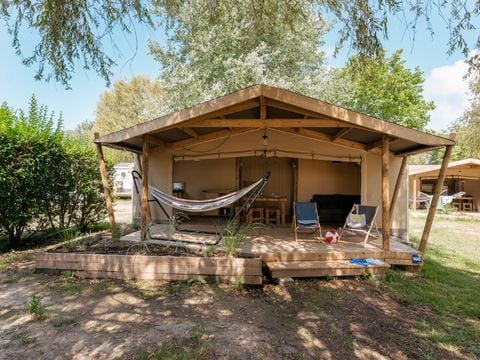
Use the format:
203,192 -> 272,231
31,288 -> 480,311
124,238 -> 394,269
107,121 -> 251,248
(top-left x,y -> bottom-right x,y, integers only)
292,202 -> 322,242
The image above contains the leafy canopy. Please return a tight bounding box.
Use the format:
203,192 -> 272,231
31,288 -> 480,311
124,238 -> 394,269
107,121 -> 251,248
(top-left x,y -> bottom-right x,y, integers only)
149,0 -> 328,111
340,50 -> 434,131
3,0 -> 480,87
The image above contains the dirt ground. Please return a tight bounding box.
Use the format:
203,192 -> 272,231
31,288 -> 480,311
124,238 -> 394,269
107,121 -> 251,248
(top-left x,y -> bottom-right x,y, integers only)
0,255 -> 469,360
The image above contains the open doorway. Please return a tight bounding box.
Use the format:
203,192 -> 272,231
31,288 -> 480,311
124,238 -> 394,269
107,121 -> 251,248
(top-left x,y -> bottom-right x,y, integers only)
297,159 -> 361,224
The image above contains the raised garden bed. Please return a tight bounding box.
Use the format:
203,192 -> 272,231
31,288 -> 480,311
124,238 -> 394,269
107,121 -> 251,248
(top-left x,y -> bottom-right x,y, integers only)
35,236 -> 262,285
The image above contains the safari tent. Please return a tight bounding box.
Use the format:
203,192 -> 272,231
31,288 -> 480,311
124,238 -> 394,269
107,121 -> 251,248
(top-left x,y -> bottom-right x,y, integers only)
93,84 -> 455,278
409,158 -> 480,212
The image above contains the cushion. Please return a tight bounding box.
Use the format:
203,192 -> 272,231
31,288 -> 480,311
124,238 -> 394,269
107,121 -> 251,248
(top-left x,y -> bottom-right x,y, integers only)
346,213 -> 366,228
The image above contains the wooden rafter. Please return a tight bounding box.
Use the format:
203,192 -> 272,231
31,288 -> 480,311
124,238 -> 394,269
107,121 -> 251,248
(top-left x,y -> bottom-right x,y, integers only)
179,127 -> 198,138
167,128 -> 255,150
333,127 -> 353,141
366,137 -> 401,151
274,127 -> 367,152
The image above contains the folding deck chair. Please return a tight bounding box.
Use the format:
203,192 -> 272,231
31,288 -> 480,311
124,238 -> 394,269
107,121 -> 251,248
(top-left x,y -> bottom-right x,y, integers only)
292,202 -> 322,242
339,204 -> 380,244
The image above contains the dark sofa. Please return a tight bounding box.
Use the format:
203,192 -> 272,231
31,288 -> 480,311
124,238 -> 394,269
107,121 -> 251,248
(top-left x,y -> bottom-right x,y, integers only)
310,194 -> 361,223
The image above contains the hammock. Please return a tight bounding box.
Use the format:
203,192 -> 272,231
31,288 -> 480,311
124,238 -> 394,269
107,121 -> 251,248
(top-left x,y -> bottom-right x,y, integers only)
132,170 -> 270,244
148,176 -> 267,212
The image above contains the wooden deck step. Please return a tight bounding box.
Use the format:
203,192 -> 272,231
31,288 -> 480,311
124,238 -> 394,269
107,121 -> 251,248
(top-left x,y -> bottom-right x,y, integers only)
266,260 -> 390,278
256,248 -> 385,262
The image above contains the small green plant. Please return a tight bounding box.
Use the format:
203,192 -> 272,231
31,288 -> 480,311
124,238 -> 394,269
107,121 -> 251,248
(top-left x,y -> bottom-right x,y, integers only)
231,278 -> 245,291
359,271 -> 373,281
25,294 -> 46,320
60,228 -> 79,241
60,270 -> 76,279
63,239 -> 79,251
441,203 -> 457,214
203,245 -> 217,257
222,228 -> 244,256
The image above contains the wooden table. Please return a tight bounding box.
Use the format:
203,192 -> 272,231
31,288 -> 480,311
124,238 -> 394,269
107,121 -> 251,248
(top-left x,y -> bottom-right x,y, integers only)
255,196 -> 287,225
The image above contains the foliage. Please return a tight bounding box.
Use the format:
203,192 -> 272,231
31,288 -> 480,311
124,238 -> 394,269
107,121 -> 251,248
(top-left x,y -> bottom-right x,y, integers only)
0,97 -> 110,245
222,228 -> 244,257
3,1 -> 480,86
450,75 -> 480,160
25,294 -> 46,320
149,0 -> 329,111
0,0 -> 154,87
340,50 -> 434,130
0,97 -> 63,244
92,75 -> 165,163
93,75 -> 166,135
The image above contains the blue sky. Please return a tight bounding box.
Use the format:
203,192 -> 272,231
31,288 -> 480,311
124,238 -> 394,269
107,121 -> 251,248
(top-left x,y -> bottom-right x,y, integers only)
0,13 -> 474,132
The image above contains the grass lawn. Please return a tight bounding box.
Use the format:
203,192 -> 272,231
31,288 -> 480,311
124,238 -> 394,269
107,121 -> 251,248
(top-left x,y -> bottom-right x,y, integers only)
383,214 -> 480,357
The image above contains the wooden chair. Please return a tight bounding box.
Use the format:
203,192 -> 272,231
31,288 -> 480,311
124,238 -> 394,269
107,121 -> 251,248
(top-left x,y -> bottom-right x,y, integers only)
247,207 -> 264,223
265,207 -> 281,224
292,202 -> 322,242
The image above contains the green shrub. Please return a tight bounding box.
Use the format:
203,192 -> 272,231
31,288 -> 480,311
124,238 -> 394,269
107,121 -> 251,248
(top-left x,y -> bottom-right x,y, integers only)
25,294 -> 46,320
0,96 -> 112,247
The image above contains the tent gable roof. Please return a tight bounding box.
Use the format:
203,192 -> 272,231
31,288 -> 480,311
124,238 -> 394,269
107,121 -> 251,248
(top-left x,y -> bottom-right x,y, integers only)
95,84 -> 454,155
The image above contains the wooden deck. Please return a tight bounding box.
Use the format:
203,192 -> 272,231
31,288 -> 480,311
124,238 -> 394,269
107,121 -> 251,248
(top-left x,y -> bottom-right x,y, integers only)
121,222 -> 422,280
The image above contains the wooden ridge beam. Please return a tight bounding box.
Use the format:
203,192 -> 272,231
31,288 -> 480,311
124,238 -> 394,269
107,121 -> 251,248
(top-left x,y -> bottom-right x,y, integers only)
183,118 -> 353,128
167,128 -> 255,150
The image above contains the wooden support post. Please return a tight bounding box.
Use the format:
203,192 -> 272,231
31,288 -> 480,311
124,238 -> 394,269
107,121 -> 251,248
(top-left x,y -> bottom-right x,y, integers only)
94,133 -> 117,236
141,136 -> 150,242
390,156 -> 408,227
412,177 -> 417,210
418,135 -> 456,253
382,135 -> 390,251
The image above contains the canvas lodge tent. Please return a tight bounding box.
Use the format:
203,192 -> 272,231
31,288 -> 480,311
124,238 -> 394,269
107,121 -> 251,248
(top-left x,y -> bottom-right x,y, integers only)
409,159 -> 480,212
94,84 -> 455,278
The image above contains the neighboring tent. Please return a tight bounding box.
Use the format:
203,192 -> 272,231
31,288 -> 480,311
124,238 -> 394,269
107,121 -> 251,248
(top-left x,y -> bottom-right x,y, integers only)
409,159 -> 480,212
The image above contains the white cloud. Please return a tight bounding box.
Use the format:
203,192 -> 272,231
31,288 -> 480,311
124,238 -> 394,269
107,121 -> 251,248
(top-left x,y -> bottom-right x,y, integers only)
423,59 -> 470,131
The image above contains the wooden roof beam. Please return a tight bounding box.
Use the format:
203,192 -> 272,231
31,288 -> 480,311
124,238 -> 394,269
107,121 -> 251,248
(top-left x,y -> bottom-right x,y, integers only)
179,127 -> 198,138
167,128 -> 256,150
274,128 -> 367,152
333,127 -> 353,141
366,137 -> 401,151
184,119 -> 354,128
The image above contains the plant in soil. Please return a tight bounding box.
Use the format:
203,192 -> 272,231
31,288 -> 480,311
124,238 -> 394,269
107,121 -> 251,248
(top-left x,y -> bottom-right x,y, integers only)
25,294 -> 46,320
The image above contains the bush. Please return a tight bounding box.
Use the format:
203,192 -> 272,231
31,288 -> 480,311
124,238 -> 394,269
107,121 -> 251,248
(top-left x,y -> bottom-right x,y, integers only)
0,96 -> 111,247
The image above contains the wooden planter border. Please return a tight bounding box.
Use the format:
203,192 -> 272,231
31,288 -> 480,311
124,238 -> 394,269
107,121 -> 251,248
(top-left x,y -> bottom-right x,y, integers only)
36,252 -> 263,285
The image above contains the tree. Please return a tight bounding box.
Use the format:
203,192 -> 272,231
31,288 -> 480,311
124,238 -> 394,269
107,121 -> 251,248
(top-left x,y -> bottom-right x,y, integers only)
450,78 -> 480,160
0,0 -> 154,87
149,0 -> 329,111
340,50 -> 434,130
4,1 -> 479,87
93,75 -> 165,135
